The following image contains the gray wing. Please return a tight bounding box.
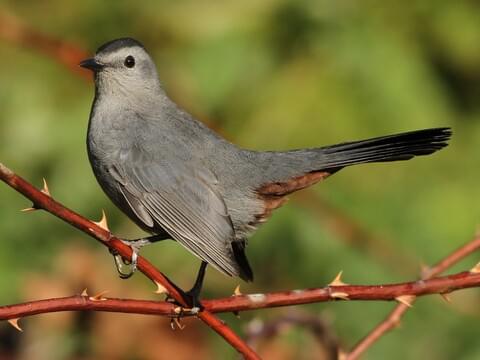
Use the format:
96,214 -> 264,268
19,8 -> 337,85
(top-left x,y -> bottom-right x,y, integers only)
110,154 -> 241,278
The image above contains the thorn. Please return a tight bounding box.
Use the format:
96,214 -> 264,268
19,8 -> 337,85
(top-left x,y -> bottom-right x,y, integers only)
233,285 -> 242,296
395,295 -> 415,307
89,290 -> 108,301
41,178 -> 50,196
420,263 -> 431,279
330,292 -> 349,300
154,281 -> 168,295
232,311 -> 240,318
93,210 -> 109,232
470,262 -> 480,274
440,293 -> 452,303
8,318 -> 22,332
81,288 -> 88,297
392,317 -> 402,328
20,205 -> 37,212
329,271 -> 348,287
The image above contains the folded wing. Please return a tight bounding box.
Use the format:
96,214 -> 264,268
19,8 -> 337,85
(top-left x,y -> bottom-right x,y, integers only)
110,150 -> 242,278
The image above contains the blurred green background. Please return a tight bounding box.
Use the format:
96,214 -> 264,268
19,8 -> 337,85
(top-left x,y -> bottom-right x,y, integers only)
0,1 -> 479,359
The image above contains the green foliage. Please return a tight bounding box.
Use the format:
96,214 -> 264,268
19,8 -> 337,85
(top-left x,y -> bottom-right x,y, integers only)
1,0 -> 479,358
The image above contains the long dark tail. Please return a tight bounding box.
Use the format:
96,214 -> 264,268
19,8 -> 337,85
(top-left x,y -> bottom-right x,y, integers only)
317,127 -> 451,169
256,127 -> 451,198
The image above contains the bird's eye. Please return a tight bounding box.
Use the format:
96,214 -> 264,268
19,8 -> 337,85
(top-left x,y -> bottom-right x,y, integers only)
124,55 -> 135,68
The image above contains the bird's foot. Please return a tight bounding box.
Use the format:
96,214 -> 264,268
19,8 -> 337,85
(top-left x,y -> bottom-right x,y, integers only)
110,238 -> 150,279
165,261 -> 208,309
164,288 -> 202,311
183,287 -> 203,310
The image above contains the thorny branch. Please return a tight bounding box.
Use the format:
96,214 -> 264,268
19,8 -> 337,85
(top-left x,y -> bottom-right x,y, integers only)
0,162 -> 261,360
1,268 -> 480,320
344,235 -> 480,360
1,162 -> 480,359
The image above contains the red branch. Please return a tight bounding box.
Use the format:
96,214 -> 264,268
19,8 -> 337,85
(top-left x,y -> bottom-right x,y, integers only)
0,162 -> 260,359
345,236 -> 480,360
2,163 -> 480,359
1,270 -> 480,321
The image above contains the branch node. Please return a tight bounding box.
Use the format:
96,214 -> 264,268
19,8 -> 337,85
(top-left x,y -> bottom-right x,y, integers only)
81,288 -> 88,297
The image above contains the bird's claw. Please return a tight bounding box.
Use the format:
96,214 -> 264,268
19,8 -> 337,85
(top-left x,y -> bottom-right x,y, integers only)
110,250 -> 136,279
168,304 -> 201,330
110,241 -> 142,279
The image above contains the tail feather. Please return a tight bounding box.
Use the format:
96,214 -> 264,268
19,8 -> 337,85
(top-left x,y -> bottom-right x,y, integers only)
256,127 -> 451,198
319,127 -> 451,168
254,127 -> 451,234
231,241 -> 254,282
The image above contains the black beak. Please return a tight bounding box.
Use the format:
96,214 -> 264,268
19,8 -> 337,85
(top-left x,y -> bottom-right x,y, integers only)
79,58 -> 104,71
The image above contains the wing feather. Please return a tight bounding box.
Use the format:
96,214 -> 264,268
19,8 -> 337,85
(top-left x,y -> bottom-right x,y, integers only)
111,154 -> 241,277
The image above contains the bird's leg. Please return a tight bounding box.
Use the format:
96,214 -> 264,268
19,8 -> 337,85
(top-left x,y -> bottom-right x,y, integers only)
110,233 -> 171,279
165,262 -> 208,308
182,261 -> 208,308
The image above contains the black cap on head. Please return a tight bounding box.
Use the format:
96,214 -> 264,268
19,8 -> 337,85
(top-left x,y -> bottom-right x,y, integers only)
96,37 -> 146,55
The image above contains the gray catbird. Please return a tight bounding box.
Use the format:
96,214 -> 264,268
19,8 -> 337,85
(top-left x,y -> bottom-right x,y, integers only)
80,38 -> 451,302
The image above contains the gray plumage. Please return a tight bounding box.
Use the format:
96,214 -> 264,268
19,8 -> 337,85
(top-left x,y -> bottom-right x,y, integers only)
83,38 -> 451,281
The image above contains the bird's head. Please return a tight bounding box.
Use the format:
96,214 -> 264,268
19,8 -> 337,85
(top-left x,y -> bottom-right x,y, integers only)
80,38 -> 163,100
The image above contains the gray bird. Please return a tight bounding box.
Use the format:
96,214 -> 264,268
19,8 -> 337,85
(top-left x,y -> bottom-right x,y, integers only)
80,38 -> 451,303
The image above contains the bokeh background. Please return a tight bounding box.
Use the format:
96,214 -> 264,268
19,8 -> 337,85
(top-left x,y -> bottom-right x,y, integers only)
0,1 -> 479,359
